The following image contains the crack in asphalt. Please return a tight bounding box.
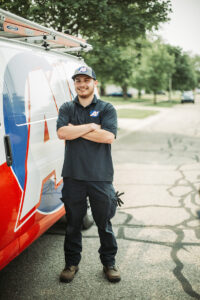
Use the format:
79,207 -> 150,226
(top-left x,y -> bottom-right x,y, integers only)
114,164 -> 200,299
46,163 -> 200,299
112,113 -> 200,297
85,163 -> 200,298
46,126 -> 200,298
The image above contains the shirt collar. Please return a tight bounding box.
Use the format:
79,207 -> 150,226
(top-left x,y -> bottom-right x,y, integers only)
74,95 -> 98,107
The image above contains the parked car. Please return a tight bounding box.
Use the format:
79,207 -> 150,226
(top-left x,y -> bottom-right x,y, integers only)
106,92 -> 132,98
181,91 -> 195,103
156,91 -> 165,95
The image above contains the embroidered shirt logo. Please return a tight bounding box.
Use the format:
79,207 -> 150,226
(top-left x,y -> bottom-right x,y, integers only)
90,110 -> 100,117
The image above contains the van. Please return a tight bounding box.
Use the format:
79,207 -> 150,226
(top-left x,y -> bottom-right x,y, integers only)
0,9 -> 92,269
181,91 -> 195,103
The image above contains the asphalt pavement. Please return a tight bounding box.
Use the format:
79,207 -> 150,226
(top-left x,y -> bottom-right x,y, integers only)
1,99 -> 200,300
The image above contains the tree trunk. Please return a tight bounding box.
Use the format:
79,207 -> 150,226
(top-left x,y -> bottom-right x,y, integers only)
168,76 -> 172,102
138,89 -> 142,99
100,84 -> 106,96
122,85 -> 128,98
153,92 -> 157,105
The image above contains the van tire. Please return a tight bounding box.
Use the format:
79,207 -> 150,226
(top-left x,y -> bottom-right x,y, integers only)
82,212 -> 94,230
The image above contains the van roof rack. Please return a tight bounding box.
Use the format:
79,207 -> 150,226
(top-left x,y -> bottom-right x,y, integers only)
0,9 -> 92,53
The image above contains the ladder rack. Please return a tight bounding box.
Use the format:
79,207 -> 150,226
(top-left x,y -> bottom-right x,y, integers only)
0,9 -> 92,53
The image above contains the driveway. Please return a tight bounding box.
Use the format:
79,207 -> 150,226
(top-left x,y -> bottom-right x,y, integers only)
0,100 -> 200,300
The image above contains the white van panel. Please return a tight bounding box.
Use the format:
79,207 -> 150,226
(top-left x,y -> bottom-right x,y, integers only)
0,38 -> 85,226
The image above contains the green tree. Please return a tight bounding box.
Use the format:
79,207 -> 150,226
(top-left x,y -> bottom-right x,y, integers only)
109,44 -> 140,97
166,45 -> 197,91
191,55 -> 200,89
83,42 -> 137,97
132,64 -> 147,99
82,41 -> 117,95
1,1 -> 172,97
145,41 -> 175,104
0,0 -> 32,18
1,0 -> 171,45
131,38 -> 151,99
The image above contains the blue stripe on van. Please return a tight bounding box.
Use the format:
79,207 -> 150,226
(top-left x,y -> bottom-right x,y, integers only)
3,83 -> 28,190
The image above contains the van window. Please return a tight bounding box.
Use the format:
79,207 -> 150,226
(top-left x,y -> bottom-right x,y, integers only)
62,60 -> 80,99
28,68 -> 58,123
4,51 -> 57,126
50,62 -> 74,107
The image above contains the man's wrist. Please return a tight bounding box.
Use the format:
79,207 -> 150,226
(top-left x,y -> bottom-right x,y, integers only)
88,123 -> 101,131
88,123 -> 94,132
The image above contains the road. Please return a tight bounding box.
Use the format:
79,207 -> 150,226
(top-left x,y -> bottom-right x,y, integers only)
1,100 -> 200,300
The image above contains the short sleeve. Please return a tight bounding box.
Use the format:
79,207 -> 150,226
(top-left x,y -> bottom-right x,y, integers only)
101,103 -> 118,137
56,103 -> 70,131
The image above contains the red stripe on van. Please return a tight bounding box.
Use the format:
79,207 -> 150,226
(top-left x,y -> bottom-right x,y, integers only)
0,162 -> 22,257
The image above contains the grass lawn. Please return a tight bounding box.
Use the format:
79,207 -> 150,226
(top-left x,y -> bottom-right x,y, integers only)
102,95 -> 180,107
117,108 -> 158,119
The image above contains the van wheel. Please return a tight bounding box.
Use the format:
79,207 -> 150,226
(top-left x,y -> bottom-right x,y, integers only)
82,212 -> 94,230
64,211 -> 94,230
65,198 -> 94,230
82,197 -> 94,230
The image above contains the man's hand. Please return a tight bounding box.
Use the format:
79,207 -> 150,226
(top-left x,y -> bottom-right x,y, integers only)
90,123 -> 101,131
82,128 -> 115,144
69,123 -> 101,131
115,191 -> 124,207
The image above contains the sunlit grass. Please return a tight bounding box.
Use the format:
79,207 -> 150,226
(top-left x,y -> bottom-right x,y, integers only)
101,94 -> 181,107
117,108 -> 158,119
142,99 -> 180,107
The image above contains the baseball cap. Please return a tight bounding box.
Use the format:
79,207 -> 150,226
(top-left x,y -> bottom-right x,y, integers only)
72,66 -> 96,80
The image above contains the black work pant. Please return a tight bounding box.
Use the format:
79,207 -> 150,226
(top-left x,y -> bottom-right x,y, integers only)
61,177 -> 118,267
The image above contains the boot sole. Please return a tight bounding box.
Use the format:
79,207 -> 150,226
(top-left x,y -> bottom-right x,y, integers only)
106,276 -> 121,283
103,269 -> 121,283
60,268 -> 79,283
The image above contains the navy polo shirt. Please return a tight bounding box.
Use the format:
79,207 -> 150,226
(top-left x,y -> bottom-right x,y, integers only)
56,95 -> 117,181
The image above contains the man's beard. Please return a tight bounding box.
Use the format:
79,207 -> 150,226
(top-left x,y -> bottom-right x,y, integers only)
78,89 -> 94,99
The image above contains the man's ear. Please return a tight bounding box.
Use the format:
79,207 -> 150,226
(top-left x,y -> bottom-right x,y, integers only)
94,80 -> 98,86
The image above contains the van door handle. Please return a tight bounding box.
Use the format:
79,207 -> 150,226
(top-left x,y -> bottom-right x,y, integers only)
4,135 -> 13,167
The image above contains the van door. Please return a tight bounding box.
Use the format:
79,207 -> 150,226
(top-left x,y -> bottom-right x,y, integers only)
3,51 -> 64,230
2,52 -> 42,232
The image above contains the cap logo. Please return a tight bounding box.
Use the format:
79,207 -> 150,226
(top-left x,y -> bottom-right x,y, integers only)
78,66 -> 87,73
72,66 -> 96,80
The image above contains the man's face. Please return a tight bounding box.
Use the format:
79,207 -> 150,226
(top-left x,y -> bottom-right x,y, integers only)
74,75 -> 97,99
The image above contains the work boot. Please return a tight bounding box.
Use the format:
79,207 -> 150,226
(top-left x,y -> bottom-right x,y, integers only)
103,265 -> 121,283
60,265 -> 79,283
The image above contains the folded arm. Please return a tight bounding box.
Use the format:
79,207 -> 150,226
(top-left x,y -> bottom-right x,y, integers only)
82,129 -> 115,144
57,123 -> 114,144
57,123 -> 100,140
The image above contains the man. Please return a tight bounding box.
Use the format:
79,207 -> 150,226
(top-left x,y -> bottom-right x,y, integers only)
57,65 -> 121,283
